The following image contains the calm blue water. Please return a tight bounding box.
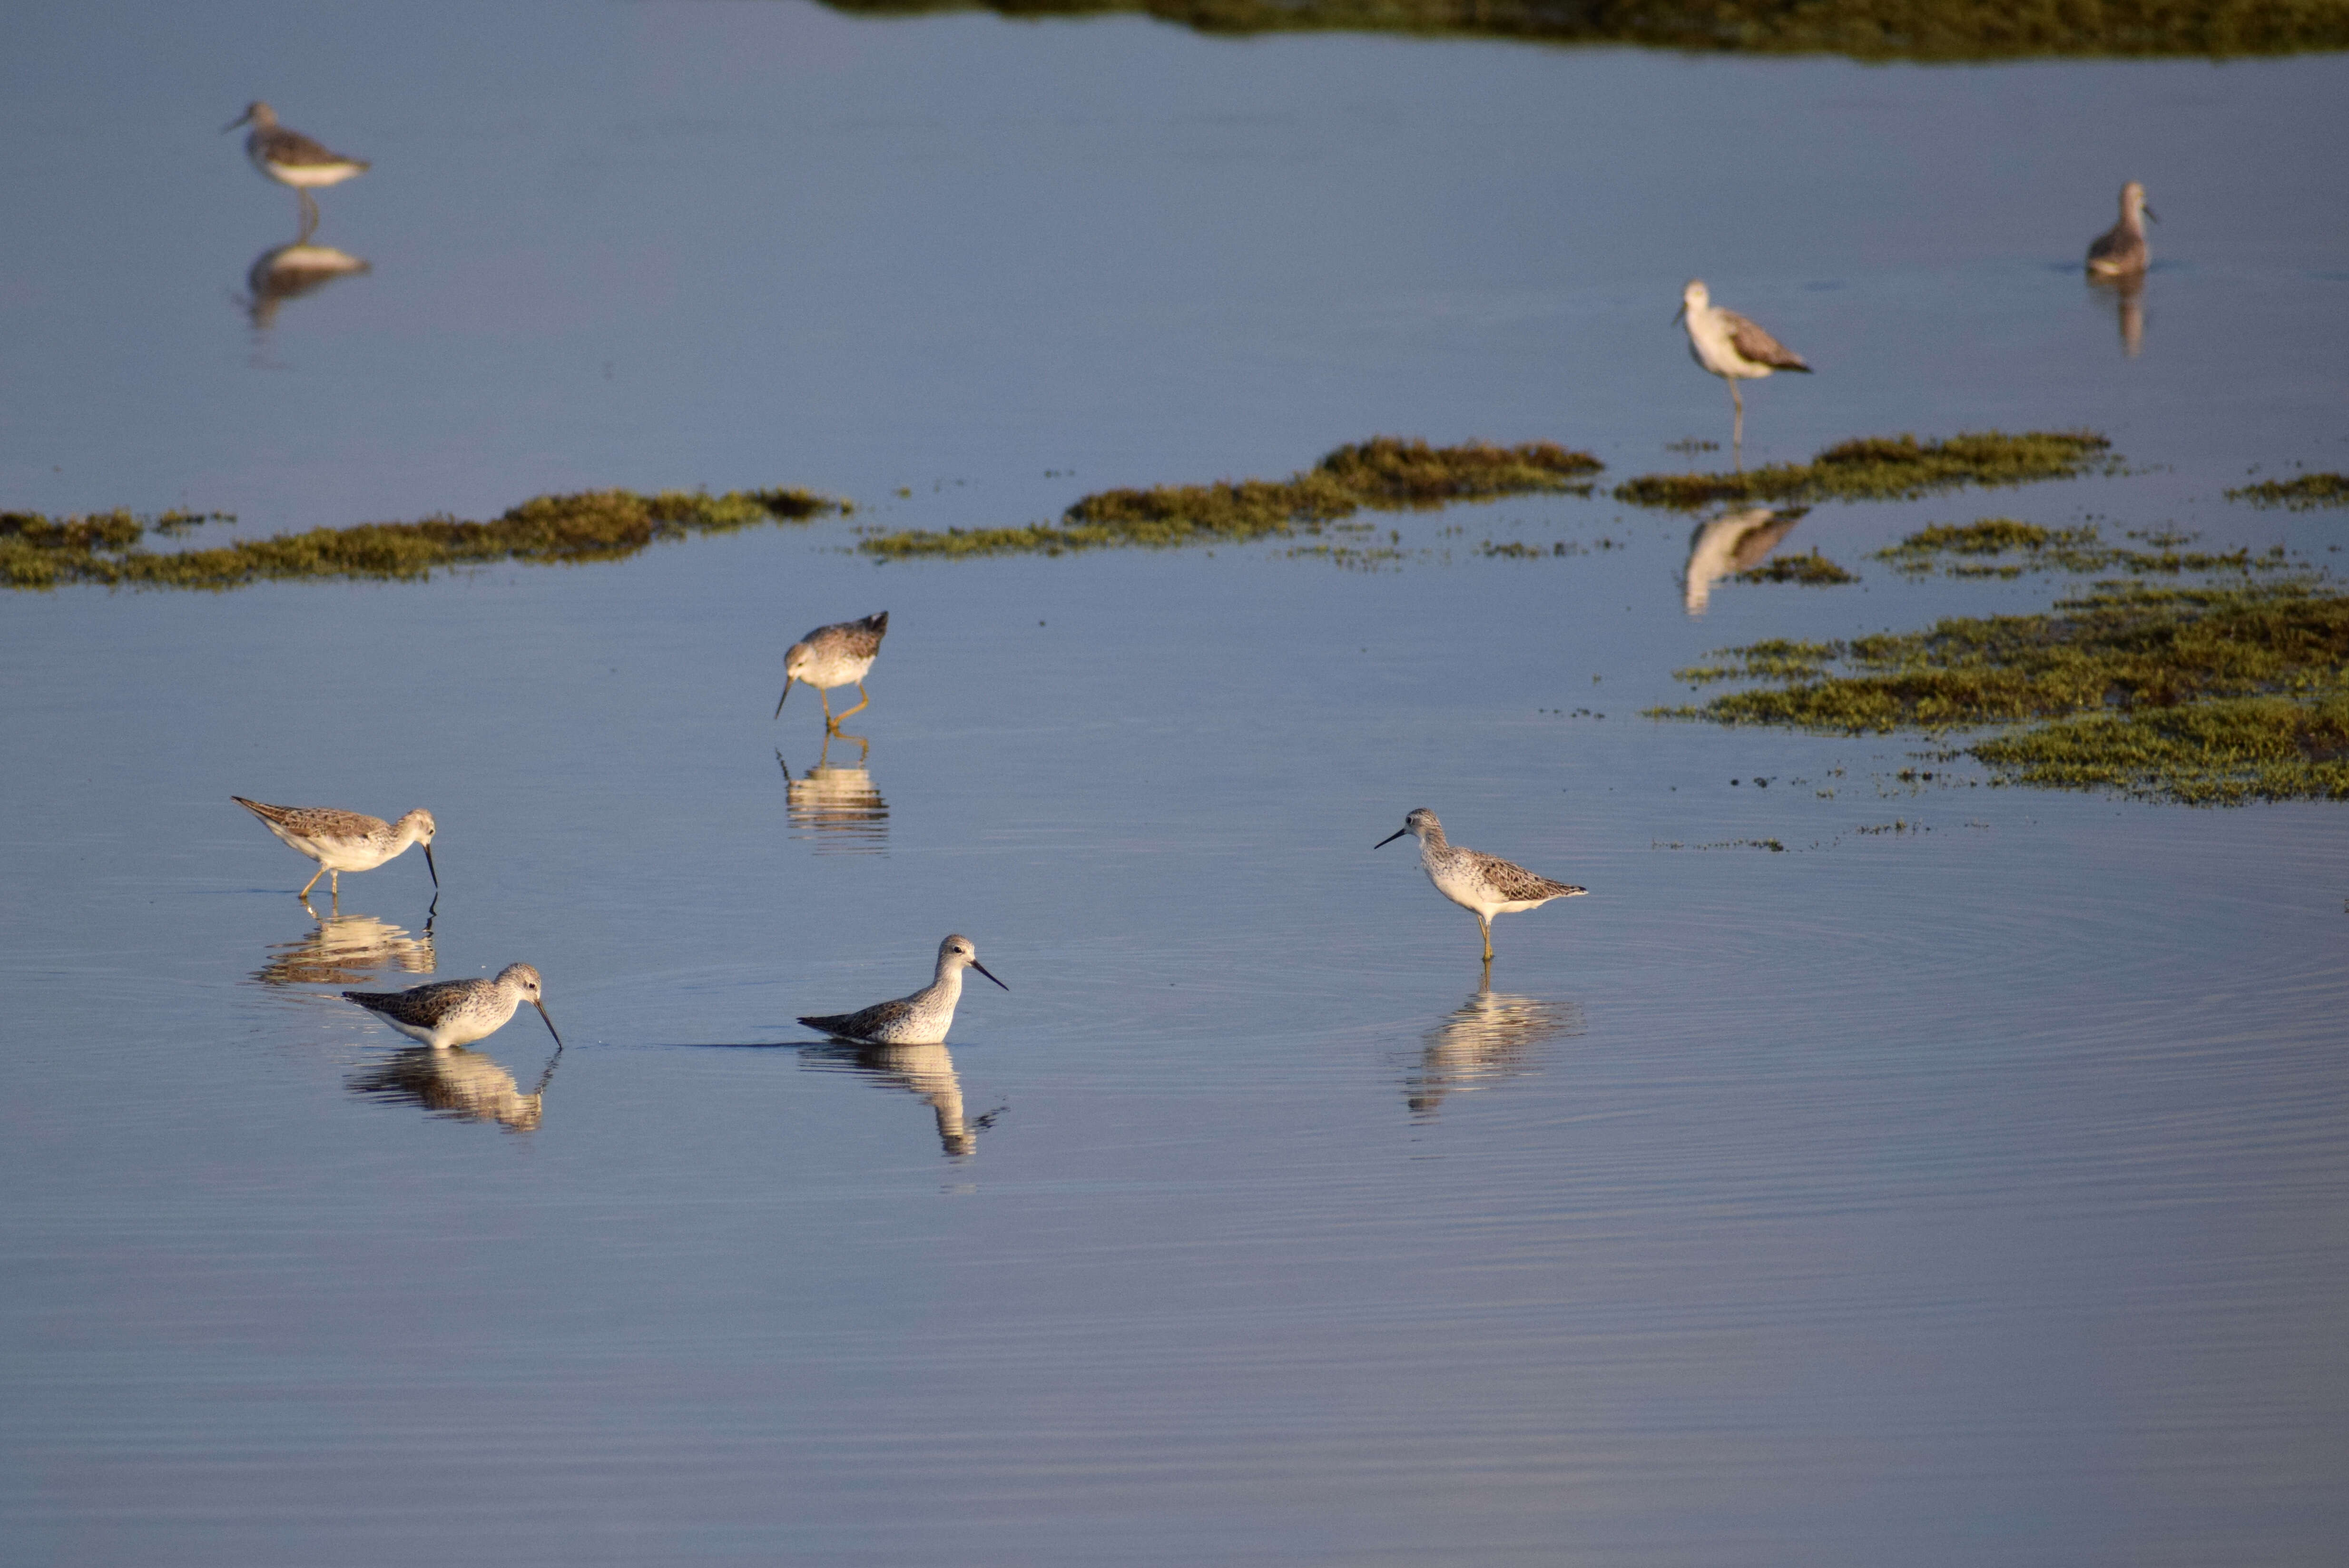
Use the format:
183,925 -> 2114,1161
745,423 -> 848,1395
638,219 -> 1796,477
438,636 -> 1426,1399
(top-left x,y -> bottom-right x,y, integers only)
3,4 -> 2347,1564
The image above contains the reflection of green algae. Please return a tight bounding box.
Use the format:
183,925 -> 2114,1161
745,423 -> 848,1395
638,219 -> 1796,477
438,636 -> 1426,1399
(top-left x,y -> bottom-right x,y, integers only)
2,489 -> 846,591
1877,518 -> 2297,578
1649,579 -> 2349,804
2227,473 -> 2349,510
1737,548 -> 1854,585
817,0 -> 2349,59
860,437 -> 1601,559
1615,431 -> 2112,511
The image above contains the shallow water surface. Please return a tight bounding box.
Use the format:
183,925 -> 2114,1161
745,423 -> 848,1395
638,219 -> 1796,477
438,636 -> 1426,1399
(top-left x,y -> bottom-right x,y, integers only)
3,4 -> 2348,1565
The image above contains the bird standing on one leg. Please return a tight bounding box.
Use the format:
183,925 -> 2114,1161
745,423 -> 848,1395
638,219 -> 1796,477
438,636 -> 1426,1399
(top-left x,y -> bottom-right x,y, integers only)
775,611 -> 888,732
225,102 -> 369,240
1377,808 -> 1587,966
2086,181 -> 2156,278
1673,279 -> 1812,460
232,796 -> 437,901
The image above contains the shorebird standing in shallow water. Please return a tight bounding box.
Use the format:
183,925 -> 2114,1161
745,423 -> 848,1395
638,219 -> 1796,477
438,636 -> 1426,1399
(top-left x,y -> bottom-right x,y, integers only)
2086,181 -> 2156,278
1377,808 -> 1587,965
343,963 -> 564,1051
233,796 -> 437,901
225,102 -> 369,239
1674,279 -> 1812,458
775,611 -> 888,732
800,934 -> 1006,1046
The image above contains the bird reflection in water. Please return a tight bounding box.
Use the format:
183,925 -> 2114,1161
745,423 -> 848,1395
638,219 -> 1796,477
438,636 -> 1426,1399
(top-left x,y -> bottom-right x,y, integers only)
1407,987 -> 1585,1117
348,1043 -> 562,1134
801,1042 -> 1001,1159
241,239 -> 370,334
777,737 -> 886,853
1682,505 -> 1806,616
2087,272 -> 2146,358
251,904 -> 434,987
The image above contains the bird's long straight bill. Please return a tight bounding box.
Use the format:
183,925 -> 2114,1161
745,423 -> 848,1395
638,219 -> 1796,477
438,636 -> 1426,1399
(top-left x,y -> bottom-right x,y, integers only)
423,843 -> 439,890
1375,827 -> 1410,848
534,1000 -> 565,1049
1671,304 -> 1686,325
971,961 -> 1009,992
773,679 -> 791,720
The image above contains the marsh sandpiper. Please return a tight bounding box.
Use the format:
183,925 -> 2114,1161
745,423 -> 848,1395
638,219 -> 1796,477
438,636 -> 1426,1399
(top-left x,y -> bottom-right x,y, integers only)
1674,280 -> 1812,456
2087,181 -> 2155,278
225,102 -> 369,238
800,934 -> 1006,1045
344,963 -> 563,1051
776,611 -> 888,731
233,796 -> 437,901
1378,808 -> 1587,964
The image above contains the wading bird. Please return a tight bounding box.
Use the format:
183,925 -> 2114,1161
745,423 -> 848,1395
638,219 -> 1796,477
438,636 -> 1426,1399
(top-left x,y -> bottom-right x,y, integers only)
775,611 -> 888,732
343,963 -> 564,1052
1674,279 -> 1811,457
225,101 -> 369,239
233,797 -> 437,901
800,934 -> 1006,1046
1377,808 -> 1586,965
2086,181 -> 2156,278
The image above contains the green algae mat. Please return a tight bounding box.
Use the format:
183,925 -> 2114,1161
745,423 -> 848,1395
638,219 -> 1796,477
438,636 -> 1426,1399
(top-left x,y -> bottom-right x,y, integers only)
1654,578 -> 2349,804
1613,431 -> 2115,511
1,488 -> 846,591
858,436 -> 1602,559
818,0 -> 2349,60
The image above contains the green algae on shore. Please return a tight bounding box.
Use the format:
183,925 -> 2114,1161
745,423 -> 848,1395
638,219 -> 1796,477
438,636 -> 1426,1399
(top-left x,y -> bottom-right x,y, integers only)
1614,431 -> 2112,511
2227,473 -> 2349,510
1877,519 -> 2297,578
1650,578 -> 2349,804
817,0 -> 2349,60
1737,548 -> 1855,586
1,488 -> 846,591
859,437 -> 1601,559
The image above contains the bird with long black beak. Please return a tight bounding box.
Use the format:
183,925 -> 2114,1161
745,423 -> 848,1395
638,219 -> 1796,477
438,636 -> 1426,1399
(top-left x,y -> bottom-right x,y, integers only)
1673,279 -> 1812,457
776,611 -> 888,730
799,934 -> 1006,1045
232,797 -> 438,902
343,963 -> 563,1052
1378,808 -> 1586,965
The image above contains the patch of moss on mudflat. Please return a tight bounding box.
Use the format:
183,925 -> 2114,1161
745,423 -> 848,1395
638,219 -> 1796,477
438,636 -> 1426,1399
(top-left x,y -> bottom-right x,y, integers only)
1649,579 -> 2349,804
860,437 -> 1600,559
1,488 -> 846,591
1615,431 -> 2112,511
1737,548 -> 1855,585
817,0 -> 2349,59
2227,473 -> 2349,510
1877,518 -> 2297,578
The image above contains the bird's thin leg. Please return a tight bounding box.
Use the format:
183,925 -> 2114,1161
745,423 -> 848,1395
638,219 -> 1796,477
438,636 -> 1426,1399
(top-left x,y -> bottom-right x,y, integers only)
329,869 -> 339,899
1730,381 -> 1744,467
819,687 -> 838,733
833,681 -> 871,724
299,864 -> 326,900
296,191 -> 319,242
1478,914 -> 1493,964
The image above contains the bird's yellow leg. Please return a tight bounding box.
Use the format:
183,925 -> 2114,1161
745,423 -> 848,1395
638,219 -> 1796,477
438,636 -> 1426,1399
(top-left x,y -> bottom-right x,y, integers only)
329,870 -> 339,898
1478,915 -> 1493,964
819,687 -> 839,733
1730,381 -> 1745,464
833,682 -> 871,724
299,864 -> 326,900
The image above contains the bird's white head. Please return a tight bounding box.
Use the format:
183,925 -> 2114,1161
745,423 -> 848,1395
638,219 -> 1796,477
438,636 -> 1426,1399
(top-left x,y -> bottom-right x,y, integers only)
496,962 -> 544,1000
1674,279 -> 1710,325
398,809 -> 439,889
937,934 -> 1009,991
782,640 -> 814,679
225,101 -> 276,132
2121,181 -> 2155,223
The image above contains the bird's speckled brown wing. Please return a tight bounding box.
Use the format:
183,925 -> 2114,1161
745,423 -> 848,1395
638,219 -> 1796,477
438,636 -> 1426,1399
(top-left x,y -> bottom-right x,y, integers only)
1471,851 -> 1587,903
258,127 -> 363,168
1720,311 -> 1811,372
344,977 -> 479,1027
234,797 -> 388,840
800,997 -> 913,1042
